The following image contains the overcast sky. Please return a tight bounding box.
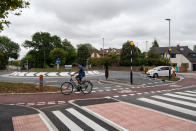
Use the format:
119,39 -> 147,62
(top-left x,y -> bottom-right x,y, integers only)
1,0 -> 196,59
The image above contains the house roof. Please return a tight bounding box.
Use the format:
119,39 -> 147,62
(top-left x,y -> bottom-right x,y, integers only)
152,46 -> 196,62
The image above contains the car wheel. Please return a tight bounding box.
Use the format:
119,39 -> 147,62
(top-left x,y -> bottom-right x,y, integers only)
153,73 -> 158,78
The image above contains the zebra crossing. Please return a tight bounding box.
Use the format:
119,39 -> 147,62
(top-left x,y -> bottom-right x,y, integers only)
129,89 -> 196,122
41,105 -> 120,131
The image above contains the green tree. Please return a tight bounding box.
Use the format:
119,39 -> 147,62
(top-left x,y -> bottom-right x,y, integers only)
0,0 -> 30,31
77,43 -> 94,54
49,48 -> 67,66
0,51 -> 8,69
120,41 -> 141,66
108,52 -> 120,65
23,32 -> 62,67
77,45 -> 91,66
0,36 -> 20,59
152,39 -> 159,47
62,39 -> 77,64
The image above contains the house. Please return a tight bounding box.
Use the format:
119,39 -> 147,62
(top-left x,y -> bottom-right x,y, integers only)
152,45 -> 196,71
99,48 -> 121,57
91,50 -> 101,58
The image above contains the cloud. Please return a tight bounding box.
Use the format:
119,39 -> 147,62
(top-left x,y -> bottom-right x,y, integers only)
1,0 -> 196,59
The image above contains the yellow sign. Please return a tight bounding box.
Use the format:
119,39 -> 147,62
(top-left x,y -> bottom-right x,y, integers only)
168,48 -> 172,52
130,41 -> 134,46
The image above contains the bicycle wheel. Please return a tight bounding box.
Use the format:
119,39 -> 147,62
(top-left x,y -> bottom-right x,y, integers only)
61,82 -> 73,95
81,81 -> 93,94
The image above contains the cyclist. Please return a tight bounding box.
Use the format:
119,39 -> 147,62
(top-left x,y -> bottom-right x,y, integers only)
72,63 -> 85,85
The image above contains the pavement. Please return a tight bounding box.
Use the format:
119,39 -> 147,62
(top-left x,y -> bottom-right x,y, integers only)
2,96 -> 196,131
0,71 -> 196,130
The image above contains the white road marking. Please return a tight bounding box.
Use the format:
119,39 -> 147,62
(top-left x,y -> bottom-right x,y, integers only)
152,95 -> 196,108
115,85 -> 122,87
15,103 -> 25,105
37,102 -> 46,105
112,89 -> 117,91
185,91 -> 196,94
121,95 -> 127,97
48,101 -> 56,105
175,92 -> 196,97
66,108 -> 108,131
164,93 -> 196,102
53,110 -> 83,131
138,98 -> 196,116
58,101 -> 66,104
113,96 -> 119,98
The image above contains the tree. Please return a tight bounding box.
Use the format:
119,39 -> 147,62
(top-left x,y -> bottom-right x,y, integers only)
62,39 -> 77,64
0,0 -> 30,31
77,43 -> 94,54
120,41 -> 141,66
49,48 -> 67,66
194,45 -> 196,52
152,39 -> 159,47
108,52 -> 120,65
0,36 -> 20,59
23,32 -> 62,67
77,45 -> 91,66
0,51 -> 7,69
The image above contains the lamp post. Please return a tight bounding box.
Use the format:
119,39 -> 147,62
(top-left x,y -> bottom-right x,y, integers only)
102,38 -> 104,58
145,41 -> 148,73
130,41 -> 134,84
165,18 -> 171,80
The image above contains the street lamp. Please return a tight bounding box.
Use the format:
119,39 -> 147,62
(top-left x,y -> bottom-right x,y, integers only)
165,18 -> 171,80
102,38 -> 104,58
145,41 -> 148,73
130,41 -> 134,84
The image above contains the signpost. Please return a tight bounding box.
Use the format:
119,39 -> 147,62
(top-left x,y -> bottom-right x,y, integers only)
56,58 -> 61,70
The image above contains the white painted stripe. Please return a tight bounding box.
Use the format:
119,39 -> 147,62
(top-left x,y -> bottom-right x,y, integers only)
116,85 -> 122,87
53,110 -> 83,131
39,114 -> 54,131
66,108 -> 107,131
48,101 -> 56,105
185,91 -> 196,94
105,87 -> 111,88
46,81 -> 57,83
58,101 -> 66,104
138,98 -> 196,116
175,92 -> 196,97
129,94 -> 135,96
112,89 -> 117,91
121,95 -> 127,97
164,93 -> 196,102
82,107 -> 129,131
91,91 -> 96,93
152,95 -> 196,108
113,96 -> 119,98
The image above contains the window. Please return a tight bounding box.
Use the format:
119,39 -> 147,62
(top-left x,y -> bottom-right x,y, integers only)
189,53 -> 196,58
160,67 -> 169,70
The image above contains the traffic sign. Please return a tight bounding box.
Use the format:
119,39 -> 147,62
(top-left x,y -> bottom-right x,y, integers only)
56,59 -> 61,64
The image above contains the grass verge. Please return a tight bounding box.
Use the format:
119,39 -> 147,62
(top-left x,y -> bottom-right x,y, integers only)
0,82 -> 59,93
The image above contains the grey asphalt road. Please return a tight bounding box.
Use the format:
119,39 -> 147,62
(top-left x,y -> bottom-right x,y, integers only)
0,71 -> 166,87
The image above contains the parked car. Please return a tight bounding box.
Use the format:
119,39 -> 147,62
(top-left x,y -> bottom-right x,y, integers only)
146,66 -> 175,78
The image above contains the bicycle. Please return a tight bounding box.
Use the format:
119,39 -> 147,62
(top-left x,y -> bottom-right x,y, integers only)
60,74 -> 93,95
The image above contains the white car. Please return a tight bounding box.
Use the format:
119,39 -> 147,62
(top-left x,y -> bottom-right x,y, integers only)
146,66 -> 175,78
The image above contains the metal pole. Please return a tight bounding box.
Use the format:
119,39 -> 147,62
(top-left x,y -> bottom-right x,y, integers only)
130,46 -> 133,84
165,19 -> 171,80
168,19 -> 171,80
103,38 -> 104,58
